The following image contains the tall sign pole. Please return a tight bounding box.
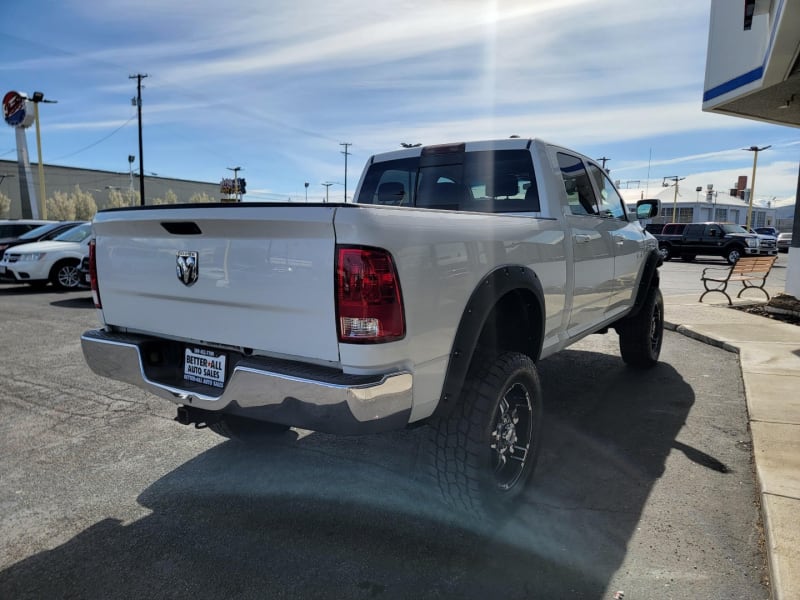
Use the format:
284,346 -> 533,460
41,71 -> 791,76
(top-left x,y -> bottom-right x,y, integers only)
3,91 -> 38,219
130,74 -> 148,206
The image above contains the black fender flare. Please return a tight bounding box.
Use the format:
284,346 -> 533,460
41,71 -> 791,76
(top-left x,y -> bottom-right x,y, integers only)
435,265 -> 545,417
622,249 -> 662,321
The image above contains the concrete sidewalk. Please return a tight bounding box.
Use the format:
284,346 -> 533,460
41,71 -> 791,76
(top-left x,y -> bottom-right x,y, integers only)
663,293 -> 800,600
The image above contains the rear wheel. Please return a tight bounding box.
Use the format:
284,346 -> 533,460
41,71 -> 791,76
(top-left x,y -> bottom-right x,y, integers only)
208,414 -> 290,442
429,352 -> 543,516
617,287 -> 664,369
658,245 -> 671,261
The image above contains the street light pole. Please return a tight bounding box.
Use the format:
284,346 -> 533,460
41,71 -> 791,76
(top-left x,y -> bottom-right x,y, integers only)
322,182 -> 332,203
663,176 -> 684,222
744,145 -> 771,230
30,92 -> 57,219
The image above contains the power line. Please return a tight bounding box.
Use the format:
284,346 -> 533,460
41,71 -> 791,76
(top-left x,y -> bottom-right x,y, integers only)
50,115 -> 136,160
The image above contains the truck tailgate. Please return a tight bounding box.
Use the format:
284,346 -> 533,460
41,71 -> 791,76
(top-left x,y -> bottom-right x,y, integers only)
92,205 -> 340,363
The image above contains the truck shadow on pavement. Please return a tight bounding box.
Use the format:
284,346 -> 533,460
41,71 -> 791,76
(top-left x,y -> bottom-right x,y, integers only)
0,349 -> 702,599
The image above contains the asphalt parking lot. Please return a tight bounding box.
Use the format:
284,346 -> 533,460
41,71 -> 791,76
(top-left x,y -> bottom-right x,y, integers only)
0,281 -> 769,599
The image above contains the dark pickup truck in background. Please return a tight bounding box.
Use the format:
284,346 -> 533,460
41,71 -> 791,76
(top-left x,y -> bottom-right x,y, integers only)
654,222 -> 777,264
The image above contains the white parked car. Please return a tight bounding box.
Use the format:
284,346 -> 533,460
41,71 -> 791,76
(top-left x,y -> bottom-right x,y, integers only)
0,222 -> 91,289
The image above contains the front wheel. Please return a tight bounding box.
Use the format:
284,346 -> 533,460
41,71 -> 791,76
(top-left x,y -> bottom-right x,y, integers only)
726,246 -> 743,265
50,260 -> 82,290
658,245 -> 671,261
429,352 -> 543,516
616,287 -> 664,369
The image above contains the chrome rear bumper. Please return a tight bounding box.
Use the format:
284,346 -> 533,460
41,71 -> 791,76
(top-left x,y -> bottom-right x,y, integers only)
81,329 -> 413,434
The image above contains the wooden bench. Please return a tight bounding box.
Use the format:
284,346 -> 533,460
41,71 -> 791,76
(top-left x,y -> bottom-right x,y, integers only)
699,255 -> 778,305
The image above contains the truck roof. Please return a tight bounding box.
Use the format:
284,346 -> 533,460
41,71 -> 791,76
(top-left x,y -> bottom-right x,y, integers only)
368,137 -> 558,164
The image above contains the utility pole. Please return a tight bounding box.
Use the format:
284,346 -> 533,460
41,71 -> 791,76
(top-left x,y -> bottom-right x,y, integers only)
596,156 -> 610,172
744,145 -> 771,230
662,176 -> 685,222
322,182 -> 333,203
129,73 -> 148,205
340,142 -> 351,202
227,166 -> 242,201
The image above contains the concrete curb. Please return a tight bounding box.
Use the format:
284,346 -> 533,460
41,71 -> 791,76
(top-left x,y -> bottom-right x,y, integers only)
665,320 -> 741,354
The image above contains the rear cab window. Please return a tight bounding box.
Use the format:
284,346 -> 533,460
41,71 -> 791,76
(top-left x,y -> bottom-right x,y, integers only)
356,149 -> 540,214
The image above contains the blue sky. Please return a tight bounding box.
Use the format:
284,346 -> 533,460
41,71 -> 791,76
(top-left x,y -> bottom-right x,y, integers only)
1,0 -> 798,205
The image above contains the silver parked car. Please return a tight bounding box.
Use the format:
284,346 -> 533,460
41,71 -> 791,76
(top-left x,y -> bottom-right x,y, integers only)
777,232 -> 792,253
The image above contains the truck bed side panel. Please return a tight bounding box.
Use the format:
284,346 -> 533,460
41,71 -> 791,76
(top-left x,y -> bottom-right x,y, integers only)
333,205 -> 568,421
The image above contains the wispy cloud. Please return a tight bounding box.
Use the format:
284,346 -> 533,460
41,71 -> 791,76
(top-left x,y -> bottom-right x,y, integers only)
1,0 -> 794,200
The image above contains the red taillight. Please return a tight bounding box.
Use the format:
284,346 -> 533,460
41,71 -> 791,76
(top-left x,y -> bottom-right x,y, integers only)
89,239 -> 102,309
335,246 -> 405,343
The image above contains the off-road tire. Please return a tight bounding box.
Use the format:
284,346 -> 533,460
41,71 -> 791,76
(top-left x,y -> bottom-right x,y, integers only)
429,352 -> 543,517
208,414 -> 290,442
617,286 -> 664,368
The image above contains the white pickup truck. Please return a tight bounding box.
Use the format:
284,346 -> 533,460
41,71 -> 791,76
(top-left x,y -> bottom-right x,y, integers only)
81,138 -> 662,513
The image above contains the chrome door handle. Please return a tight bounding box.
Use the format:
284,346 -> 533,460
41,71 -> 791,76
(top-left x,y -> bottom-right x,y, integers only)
574,234 -> 592,244
613,235 -> 625,246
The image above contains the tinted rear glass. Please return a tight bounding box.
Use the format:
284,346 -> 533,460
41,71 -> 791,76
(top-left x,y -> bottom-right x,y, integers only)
357,150 -> 540,213
0,224 -> 38,238
18,222 -> 67,240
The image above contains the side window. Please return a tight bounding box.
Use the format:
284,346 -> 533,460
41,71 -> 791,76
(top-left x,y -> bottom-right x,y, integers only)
587,164 -> 627,220
557,152 -> 598,216
685,224 -> 704,236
